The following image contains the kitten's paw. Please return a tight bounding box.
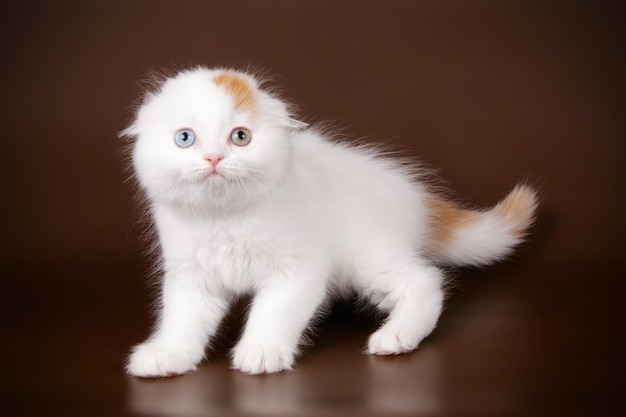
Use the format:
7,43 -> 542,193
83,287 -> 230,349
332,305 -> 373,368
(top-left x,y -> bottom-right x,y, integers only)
366,326 -> 420,355
231,344 -> 294,375
126,343 -> 200,378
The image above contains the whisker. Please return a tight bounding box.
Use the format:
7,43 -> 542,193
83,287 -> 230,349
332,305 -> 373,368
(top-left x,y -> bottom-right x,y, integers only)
236,178 -> 249,202
245,167 -> 275,182
242,172 -> 273,211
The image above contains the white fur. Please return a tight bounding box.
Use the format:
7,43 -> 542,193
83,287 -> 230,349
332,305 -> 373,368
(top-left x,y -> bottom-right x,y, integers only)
438,211 -> 519,266
123,67 -> 532,376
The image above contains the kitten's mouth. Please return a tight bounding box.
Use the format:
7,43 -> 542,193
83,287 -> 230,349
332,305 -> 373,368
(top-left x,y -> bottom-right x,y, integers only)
205,170 -> 225,181
190,168 -> 225,183
204,172 -> 222,181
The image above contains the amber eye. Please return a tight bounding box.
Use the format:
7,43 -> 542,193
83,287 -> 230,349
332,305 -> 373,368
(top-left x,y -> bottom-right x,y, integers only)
230,128 -> 252,146
174,129 -> 196,148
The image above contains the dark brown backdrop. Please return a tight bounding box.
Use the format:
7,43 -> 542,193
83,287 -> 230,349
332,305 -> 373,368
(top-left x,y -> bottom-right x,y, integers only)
1,1 -> 624,416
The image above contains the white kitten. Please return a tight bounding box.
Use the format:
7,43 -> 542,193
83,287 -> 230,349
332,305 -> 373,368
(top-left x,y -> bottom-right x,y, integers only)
122,67 -> 537,376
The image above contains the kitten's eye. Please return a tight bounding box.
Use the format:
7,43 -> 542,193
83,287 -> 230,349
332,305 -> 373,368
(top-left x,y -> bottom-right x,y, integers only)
230,128 -> 252,146
175,129 -> 196,148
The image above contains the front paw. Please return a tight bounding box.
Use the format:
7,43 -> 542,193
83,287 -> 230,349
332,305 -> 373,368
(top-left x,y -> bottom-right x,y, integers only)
126,343 -> 201,378
366,326 -> 420,355
231,344 -> 294,375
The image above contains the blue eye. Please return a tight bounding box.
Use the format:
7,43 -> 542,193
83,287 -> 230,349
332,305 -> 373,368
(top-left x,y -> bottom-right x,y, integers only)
175,129 -> 196,148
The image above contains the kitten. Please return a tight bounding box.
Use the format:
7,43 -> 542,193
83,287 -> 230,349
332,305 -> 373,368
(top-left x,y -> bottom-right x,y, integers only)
121,67 -> 537,376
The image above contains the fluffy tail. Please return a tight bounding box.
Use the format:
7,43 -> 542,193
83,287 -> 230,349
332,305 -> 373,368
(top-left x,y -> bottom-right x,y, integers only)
425,184 -> 538,266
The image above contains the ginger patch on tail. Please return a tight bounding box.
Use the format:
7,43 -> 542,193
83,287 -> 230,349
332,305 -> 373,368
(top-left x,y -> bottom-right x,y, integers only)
426,185 -> 538,266
426,196 -> 478,253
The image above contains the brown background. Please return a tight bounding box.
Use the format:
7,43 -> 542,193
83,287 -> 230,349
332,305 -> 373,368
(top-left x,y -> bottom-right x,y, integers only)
1,0 -> 624,416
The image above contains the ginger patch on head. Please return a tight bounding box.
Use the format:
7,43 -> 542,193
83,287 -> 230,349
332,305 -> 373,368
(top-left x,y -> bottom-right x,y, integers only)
213,71 -> 257,115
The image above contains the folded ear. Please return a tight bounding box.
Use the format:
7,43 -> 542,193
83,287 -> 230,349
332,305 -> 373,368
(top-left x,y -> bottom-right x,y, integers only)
256,91 -> 308,131
118,123 -> 139,139
284,117 -> 309,130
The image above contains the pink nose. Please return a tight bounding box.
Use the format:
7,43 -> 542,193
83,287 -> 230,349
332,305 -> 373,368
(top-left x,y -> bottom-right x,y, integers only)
204,155 -> 224,167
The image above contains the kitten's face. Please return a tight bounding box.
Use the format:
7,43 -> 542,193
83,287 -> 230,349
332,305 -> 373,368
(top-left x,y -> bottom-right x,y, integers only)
127,69 -> 294,212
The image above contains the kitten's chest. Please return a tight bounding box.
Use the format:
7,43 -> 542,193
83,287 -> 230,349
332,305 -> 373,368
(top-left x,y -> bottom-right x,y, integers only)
191,218 -> 289,291
156,203 -> 312,293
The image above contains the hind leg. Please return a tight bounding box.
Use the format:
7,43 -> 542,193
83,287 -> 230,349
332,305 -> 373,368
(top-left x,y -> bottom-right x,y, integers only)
356,254 -> 444,355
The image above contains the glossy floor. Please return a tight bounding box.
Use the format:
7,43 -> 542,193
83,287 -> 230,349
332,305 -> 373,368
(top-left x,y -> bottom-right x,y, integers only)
1,261 -> 623,416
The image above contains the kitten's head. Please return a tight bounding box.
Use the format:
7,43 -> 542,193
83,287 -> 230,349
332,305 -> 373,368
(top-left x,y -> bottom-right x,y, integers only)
122,67 -> 304,214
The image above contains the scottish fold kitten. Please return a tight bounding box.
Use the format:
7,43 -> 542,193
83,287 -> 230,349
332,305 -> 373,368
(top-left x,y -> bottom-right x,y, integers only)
122,67 -> 537,376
